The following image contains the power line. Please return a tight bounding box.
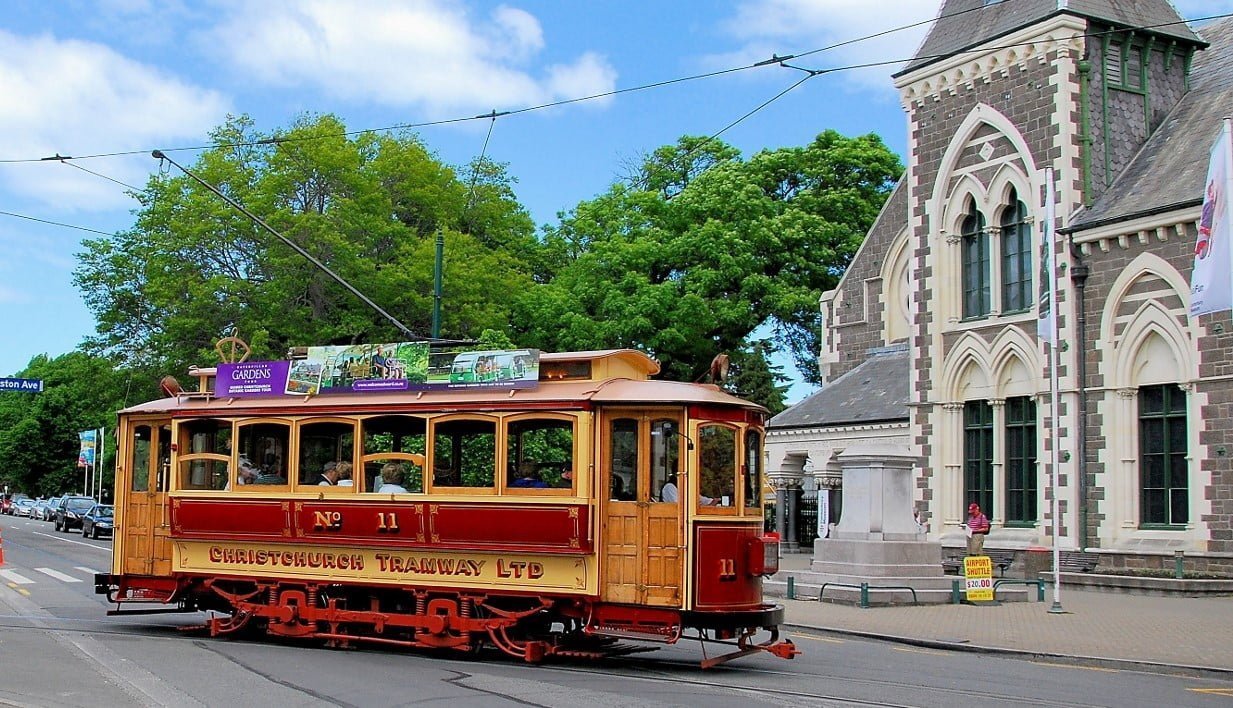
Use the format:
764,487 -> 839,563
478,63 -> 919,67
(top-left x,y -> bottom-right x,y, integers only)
0,209 -> 115,236
0,9 -> 1227,176
0,2 -> 1056,166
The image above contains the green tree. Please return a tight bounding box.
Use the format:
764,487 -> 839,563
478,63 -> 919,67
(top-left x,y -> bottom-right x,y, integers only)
75,114 -> 536,374
518,131 -> 901,384
0,353 -> 141,497
724,340 -> 790,415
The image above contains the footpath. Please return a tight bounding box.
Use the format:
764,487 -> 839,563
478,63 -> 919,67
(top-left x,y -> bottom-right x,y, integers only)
773,553 -> 1233,676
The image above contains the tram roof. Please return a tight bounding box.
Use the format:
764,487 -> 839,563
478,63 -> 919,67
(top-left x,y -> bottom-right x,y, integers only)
121,348 -> 764,415
120,378 -> 762,415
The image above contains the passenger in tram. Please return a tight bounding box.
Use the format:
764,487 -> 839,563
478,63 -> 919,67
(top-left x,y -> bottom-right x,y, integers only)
224,457 -> 259,490
335,462 -> 354,487
558,467 -> 574,489
610,474 -> 633,500
376,462 -> 408,493
255,454 -> 287,485
317,461 -> 340,486
511,462 -> 549,488
660,474 -> 717,505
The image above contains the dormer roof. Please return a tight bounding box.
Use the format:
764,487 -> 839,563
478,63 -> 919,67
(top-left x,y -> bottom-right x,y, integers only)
899,0 -> 1204,76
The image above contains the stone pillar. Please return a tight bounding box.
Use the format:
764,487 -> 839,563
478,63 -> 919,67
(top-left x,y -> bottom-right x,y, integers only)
788,484 -> 805,552
832,445 -> 922,541
774,486 -> 787,540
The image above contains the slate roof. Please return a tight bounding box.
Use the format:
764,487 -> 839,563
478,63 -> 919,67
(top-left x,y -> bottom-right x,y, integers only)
901,0 -> 1202,76
768,348 -> 910,430
1068,18 -> 1233,231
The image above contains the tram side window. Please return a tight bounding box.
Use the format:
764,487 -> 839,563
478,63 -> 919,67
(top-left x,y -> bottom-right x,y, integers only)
299,421 -> 356,487
506,418 -> 574,490
698,425 -> 736,509
433,418 -> 496,488
650,419 -> 681,502
178,419 -> 232,491
745,430 -> 763,511
157,424 -> 171,492
238,422 -> 290,486
131,426 -> 151,492
362,416 -> 426,492
612,418 -> 640,501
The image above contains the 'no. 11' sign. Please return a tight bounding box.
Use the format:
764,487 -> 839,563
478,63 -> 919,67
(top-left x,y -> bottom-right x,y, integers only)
964,556 -> 994,602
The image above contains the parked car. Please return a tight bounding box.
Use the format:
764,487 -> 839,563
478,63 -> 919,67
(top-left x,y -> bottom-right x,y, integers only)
31,499 -> 53,520
2,493 -> 29,515
43,495 -> 65,521
81,504 -> 114,539
12,498 -> 37,517
54,496 -> 97,533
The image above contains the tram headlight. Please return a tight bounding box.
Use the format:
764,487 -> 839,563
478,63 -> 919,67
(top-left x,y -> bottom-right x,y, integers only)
747,533 -> 780,576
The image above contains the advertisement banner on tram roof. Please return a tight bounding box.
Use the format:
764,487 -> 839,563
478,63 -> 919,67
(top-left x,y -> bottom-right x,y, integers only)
217,344 -> 539,397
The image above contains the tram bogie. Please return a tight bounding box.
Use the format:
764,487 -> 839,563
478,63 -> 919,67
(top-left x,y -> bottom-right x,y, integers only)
96,346 -> 798,667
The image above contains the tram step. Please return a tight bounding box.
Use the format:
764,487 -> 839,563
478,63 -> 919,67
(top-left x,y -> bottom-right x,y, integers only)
584,627 -> 676,643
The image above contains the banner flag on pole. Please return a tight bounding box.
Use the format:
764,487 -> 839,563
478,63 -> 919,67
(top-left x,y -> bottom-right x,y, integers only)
1190,119 -> 1233,316
1038,168 -> 1057,343
77,430 -> 97,468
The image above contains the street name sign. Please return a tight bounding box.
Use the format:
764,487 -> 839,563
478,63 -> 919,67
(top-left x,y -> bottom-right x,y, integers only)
0,378 -> 43,393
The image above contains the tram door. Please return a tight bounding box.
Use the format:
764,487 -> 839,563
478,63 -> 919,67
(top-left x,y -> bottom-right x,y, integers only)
601,410 -> 684,607
121,421 -> 173,576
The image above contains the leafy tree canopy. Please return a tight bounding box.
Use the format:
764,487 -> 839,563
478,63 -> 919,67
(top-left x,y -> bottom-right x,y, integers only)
0,352 -> 143,497
519,130 -> 902,385
74,113 -> 537,372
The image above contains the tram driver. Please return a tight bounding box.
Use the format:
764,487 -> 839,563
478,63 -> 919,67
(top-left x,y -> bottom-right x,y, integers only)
660,474 -> 718,506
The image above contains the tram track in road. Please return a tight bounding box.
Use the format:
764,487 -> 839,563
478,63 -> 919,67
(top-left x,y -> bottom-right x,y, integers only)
0,612 -> 1137,707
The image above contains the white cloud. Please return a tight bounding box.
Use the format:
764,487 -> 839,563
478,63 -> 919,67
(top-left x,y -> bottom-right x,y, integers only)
714,0 -> 940,93
0,30 -> 229,211
208,0 -> 617,115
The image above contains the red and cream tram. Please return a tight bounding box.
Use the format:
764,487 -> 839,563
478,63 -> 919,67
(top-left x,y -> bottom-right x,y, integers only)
96,346 -> 796,667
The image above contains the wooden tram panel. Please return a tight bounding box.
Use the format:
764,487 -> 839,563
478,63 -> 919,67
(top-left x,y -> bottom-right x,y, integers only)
169,498 -> 590,554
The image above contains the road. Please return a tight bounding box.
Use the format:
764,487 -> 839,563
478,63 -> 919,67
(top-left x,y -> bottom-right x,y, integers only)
2,516 -> 1232,707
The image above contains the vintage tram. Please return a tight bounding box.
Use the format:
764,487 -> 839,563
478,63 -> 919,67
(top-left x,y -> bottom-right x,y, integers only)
95,345 -> 796,667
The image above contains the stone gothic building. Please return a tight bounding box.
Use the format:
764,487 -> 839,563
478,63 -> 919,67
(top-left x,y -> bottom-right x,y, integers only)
768,0 -> 1233,573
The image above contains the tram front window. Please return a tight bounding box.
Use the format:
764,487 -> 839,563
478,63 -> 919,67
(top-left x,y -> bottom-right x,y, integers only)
698,424 -> 736,509
745,430 -> 763,512
178,419 -> 231,491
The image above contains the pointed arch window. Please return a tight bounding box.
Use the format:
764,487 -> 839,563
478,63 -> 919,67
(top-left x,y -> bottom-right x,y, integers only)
1139,384 -> 1188,526
961,199 -> 990,318
963,400 -> 994,516
1000,190 -> 1033,312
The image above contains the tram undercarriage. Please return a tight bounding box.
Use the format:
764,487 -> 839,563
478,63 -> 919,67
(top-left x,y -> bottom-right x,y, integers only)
99,575 -> 798,668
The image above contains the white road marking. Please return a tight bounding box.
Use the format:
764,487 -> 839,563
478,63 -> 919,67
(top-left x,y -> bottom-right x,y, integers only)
32,530 -> 112,551
76,566 -> 101,575
36,567 -> 82,583
0,569 -> 35,584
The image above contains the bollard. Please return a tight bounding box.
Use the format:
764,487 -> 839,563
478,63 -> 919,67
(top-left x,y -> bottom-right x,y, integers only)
1174,550 -> 1185,580
1037,581 -> 1045,602
952,578 -> 962,604
859,582 -> 869,609
787,576 -> 795,600
0,528 -> 4,567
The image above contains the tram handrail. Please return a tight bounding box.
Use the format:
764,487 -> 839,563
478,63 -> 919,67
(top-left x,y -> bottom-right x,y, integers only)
818,582 -> 919,608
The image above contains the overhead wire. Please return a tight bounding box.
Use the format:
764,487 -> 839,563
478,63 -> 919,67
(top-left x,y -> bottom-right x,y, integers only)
2,8 -> 1231,238
0,8 -> 1225,169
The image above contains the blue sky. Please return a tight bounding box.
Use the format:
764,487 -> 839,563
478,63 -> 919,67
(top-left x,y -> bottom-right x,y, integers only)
0,1 -> 1228,402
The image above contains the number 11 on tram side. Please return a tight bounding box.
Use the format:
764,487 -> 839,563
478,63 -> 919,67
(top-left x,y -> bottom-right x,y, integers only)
95,347 -> 798,668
